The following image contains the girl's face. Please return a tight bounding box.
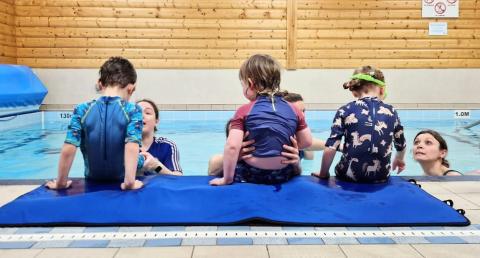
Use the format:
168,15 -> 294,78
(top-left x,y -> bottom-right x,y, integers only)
413,133 -> 447,164
138,101 -> 158,135
241,79 -> 257,101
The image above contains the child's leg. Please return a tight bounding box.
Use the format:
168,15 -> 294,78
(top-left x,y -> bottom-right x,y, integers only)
208,154 -> 224,176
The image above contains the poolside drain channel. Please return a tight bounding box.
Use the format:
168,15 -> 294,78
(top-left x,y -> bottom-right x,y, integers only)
1,229 -> 479,242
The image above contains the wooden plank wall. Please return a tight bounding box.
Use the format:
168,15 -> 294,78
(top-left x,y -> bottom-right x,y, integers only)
7,0 -> 480,68
0,0 -> 16,64
14,0 -> 287,68
297,0 -> 480,68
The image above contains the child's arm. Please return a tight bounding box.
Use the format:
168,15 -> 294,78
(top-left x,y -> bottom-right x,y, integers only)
45,143 -> 76,189
121,142 -> 143,190
316,147 -> 337,178
392,109 -> 407,174
303,150 -> 314,160
122,103 -> 144,190
290,103 -> 312,150
210,129 -> 244,186
312,107 -> 345,179
305,138 -> 326,151
46,104 -> 86,190
392,149 -> 406,173
295,127 -> 313,150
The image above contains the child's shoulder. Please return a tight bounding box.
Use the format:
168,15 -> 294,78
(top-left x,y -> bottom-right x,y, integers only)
121,101 -> 142,113
122,100 -> 138,108
235,101 -> 256,114
378,101 -> 397,113
73,100 -> 96,114
338,100 -> 357,111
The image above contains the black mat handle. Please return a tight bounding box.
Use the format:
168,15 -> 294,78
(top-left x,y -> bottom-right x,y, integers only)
443,199 -> 454,207
408,179 -> 422,188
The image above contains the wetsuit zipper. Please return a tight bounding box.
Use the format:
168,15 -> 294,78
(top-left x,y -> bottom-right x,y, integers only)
369,98 -> 376,154
104,99 -> 108,160
364,98 -> 375,154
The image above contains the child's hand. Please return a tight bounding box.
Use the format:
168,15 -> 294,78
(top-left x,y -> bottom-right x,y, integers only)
392,159 -> 406,174
311,171 -> 330,180
45,179 -> 72,190
281,136 -> 300,165
209,177 -> 232,186
239,131 -> 255,161
141,151 -> 159,171
121,179 -> 144,190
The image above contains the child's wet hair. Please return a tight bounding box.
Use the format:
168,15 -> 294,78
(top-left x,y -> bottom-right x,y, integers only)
414,130 -> 450,168
239,54 -> 282,95
343,65 -> 385,92
98,57 -> 137,90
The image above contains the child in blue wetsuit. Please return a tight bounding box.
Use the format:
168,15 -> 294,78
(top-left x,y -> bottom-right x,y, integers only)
46,57 -> 144,190
314,66 -> 406,183
210,54 -> 312,186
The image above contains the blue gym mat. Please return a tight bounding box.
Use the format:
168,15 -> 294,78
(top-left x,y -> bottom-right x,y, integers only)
0,176 -> 470,226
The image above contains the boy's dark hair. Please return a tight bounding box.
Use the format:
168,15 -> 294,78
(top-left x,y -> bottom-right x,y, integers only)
239,54 -> 282,95
98,57 -> 137,89
283,92 -> 303,103
343,65 -> 384,93
414,130 -> 450,168
136,99 -> 159,132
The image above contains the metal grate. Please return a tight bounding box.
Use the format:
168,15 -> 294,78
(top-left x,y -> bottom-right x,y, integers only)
1,229 -> 479,242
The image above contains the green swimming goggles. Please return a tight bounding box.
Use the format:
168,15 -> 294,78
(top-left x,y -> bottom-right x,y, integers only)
351,73 -> 387,99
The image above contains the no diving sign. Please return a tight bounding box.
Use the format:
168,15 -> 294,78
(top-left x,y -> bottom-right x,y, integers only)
422,0 -> 459,18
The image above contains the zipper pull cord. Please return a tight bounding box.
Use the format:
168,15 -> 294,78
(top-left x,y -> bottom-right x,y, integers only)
270,92 -> 276,112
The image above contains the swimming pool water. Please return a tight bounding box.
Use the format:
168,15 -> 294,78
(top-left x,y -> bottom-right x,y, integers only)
0,111 -> 479,179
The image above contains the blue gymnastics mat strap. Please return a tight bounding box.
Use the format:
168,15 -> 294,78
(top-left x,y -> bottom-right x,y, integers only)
0,176 -> 470,226
0,65 -> 48,118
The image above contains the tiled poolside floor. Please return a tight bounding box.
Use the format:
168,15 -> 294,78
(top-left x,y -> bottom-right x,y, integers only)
0,179 -> 479,257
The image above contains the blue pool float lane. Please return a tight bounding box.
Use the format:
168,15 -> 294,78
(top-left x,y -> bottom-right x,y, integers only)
0,65 -> 48,118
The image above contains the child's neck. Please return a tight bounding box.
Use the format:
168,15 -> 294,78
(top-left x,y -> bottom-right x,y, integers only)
358,92 -> 378,99
102,87 -> 129,101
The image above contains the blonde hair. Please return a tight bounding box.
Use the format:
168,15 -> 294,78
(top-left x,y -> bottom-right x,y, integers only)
239,54 -> 282,95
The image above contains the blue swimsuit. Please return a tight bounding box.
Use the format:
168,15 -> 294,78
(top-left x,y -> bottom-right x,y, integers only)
65,96 -> 143,181
230,95 -> 308,184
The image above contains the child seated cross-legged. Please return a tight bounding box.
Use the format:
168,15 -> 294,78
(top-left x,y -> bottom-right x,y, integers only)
210,54 -> 312,186
313,65 -> 407,183
46,57 -> 144,190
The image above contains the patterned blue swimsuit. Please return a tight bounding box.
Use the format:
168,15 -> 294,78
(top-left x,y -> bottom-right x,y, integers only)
325,97 -> 406,183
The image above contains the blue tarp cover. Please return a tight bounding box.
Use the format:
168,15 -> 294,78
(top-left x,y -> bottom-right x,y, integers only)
0,65 -> 47,109
0,176 -> 470,226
